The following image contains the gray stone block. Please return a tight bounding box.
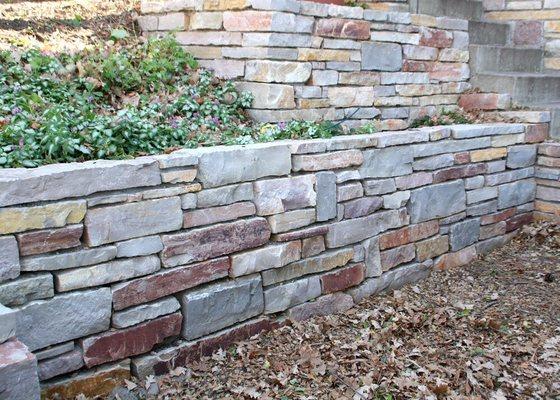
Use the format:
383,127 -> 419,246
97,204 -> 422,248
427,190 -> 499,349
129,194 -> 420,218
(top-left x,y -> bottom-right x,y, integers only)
450,219 -> 480,251
230,241 -> 301,277
267,209 -> 316,233
112,297 -> 181,329
363,179 -> 397,195
485,167 -> 534,186
181,275 -> 264,340
467,200 -> 498,217
412,154 -> 454,171
364,237 -> 382,277
383,191 -> 410,209
450,123 -> 524,139
84,197 -> 183,246
0,274 -> 53,307
38,348 -> 83,381
21,246 -> 117,272
0,304 -> 16,344
0,339 -> 41,400
254,175 -> 316,215
465,176 -> 485,190
412,137 -> 491,158
15,288 -> 111,351
497,179 -> 536,209
316,171 -> 337,221
360,147 -> 413,178
408,180 -> 466,223
116,236 -> 163,258
467,187 -> 498,204
197,143 -> 291,188
506,145 -> 537,169
362,42 -> 403,71
0,236 -> 19,283
197,182 -> 253,208
34,341 -> 74,361
264,276 -> 321,314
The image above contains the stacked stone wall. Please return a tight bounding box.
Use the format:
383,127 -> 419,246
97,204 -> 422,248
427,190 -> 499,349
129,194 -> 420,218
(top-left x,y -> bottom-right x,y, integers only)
535,141 -> 560,221
483,0 -> 560,70
0,122 -> 549,398
138,0 -> 473,128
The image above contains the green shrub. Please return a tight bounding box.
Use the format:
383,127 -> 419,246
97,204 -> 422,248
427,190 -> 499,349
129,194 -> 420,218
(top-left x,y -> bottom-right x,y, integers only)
409,110 -> 473,129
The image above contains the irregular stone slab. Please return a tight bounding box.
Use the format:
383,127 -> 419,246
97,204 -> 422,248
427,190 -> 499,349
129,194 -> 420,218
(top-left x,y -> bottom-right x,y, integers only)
326,209 -> 409,248
292,149 -> 363,172
450,123 -> 524,139
497,179 -> 536,210
434,245 -> 477,270
55,255 -> 160,292
416,235 -> 449,261
413,154 -> 455,171
197,144 -> 291,188
412,137 -> 491,158
235,82 -> 295,109
0,200 -> 86,235
16,288 -> 111,351
272,225 -> 329,242
81,312 -> 182,367
450,219 -> 480,251
21,246 -> 117,272
116,236 -> 163,258
348,261 -> 433,303
505,212 -> 533,232
287,293 -> 354,322
34,341 -> 74,361
485,167 -> 534,186
41,359 -> 130,399
0,304 -> 16,344
262,247 -> 354,286
343,196 -> 383,218
112,297 -> 181,329
38,348 -> 83,381
321,263 -> 365,293
316,171 -> 337,221
383,191 -> 410,209
0,236 -> 19,282
338,182 -> 364,201
267,209 -> 316,233
161,218 -> 271,267
433,163 -> 487,183
253,175 -> 316,215
467,200 -> 498,217
375,130 -> 430,148
467,187 -> 498,204
245,60 -> 312,83
363,179 -> 397,196
408,180 -> 466,223
0,158 -> 160,207
230,241 -> 301,277
0,339 -> 40,400
17,224 -> 83,257
197,182 -> 253,207
0,274 -> 53,307
264,276 -> 321,314
184,201 -> 256,228
381,244 -> 416,271
112,258 -> 229,311
302,236 -> 325,258
362,42 -> 403,71
506,145 -> 537,169
360,147 -> 413,178
363,237 -> 382,277
181,275 -> 264,340
315,18 -> 370,40
379,220 -> 439,250
84,197 -> 182,246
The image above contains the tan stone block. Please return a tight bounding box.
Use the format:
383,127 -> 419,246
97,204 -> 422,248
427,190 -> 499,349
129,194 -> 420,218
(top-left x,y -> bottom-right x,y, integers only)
298,98 -> 331,109
190,12 -> 223,30
416,235 -> 449,262
338,71 -> 380,85
245,60 -> 312,83
158,12 -> 187,30
0,201 -> 86,235
182,45 -> 222,59
161,169 -> 197,184
235,82 -> 295,109
223,11 -> 272,31
203,0 -> 248,10
545,21 -> 560,32
411,14 -> 438,27
327,87 -> 375,107
486,9 -> 560,20
470,147 -> 507,162
545,57 -> 560,69
535,200 -> 560,216
298,48 -> 351,62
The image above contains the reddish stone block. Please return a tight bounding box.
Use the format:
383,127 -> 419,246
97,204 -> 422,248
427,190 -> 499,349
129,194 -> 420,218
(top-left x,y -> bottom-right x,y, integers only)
428,63 -> 468,82
380,244 -> 416,271
81,312 -> 182,368
379,220 -> 439,250
419,28 -> 453,48
272,225 -> 329,242
321,263 -> 365,294
480,207 -> 516,225
505,212 -> 533,232
525,124 -> 549,143
403,60 -> 433,72
17,224 -> 83,256
479,221 -> 507,240
287,292 -> 353,321
433,163 -> 486,183
513,21 -> 543,46
0,339 -> 40,400
315,18 -> 371,40
454,152 -> 471,164
458,93 -> 503,111
539,143 -> 560,157
395,172 -> 433,190
434,245 -> 477,270
112,257 -> 229,310
151,343 -> 200,376
223,11 -> 272,32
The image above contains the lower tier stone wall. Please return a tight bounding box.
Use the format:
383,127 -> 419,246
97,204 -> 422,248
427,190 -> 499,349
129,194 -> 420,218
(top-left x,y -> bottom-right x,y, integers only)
535,141 -> 560,221
0,122 -> 551,398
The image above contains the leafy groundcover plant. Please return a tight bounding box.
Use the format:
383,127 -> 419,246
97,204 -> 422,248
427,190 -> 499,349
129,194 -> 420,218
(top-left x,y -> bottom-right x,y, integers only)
0,36 -> 352,168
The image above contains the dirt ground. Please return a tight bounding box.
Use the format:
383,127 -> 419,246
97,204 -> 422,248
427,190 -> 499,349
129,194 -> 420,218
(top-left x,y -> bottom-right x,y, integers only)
108,224 -> 560,400
0,0 -> 139,52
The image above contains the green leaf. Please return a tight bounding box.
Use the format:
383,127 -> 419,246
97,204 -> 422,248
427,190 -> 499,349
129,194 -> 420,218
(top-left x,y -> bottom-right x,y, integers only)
110,29 -> 129,41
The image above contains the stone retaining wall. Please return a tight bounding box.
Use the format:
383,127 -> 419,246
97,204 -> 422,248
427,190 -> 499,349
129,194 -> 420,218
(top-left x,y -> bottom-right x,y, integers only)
138,0 -> 473,128
0,122 -> 550,398
535,141 -> 560,221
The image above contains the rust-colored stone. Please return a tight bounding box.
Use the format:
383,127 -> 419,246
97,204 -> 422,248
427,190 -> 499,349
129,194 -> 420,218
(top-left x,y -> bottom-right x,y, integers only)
525,124 -> 548,143
505,212 -> 533,232
81,313 -> 182,367
416,235 -> 449,262
320,263 -> 365,294
315,18 -> 371,40
272,225 -> 329,242
434,245 -> 477,270
419,28 -> 453,48
380,244 -> 416,271
433,163 -> 486,183
17,224 -> 82,256
379,220 -> 439,250
480,207 -> 516,225
454,152 -> 471,164
112,257 -> 229,310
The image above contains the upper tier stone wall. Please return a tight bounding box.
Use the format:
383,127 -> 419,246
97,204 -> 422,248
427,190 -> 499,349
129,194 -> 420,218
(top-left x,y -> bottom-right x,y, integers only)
0,121 -> 550,398
138,0 -> 473,128
535,141 -> 560,220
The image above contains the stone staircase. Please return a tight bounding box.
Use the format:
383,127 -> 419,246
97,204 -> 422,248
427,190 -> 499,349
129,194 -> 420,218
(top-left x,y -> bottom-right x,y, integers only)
411,0 -> 560,138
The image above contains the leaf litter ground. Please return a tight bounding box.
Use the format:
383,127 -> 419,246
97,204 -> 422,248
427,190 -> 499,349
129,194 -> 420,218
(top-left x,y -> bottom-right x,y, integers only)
104,223 -> 560,400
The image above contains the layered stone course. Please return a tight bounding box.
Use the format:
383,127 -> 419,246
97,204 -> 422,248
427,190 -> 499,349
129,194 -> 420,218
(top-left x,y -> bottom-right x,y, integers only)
0,122 -> 550,397
138,0 -> 473,128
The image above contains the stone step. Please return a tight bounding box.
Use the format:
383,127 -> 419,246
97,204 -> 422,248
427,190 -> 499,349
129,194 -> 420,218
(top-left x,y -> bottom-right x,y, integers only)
470,45 -> 544,73
469,21 -> 510,46
472,72 -> 560,104
414,0 -> 484,20
527,102 -> 560,139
